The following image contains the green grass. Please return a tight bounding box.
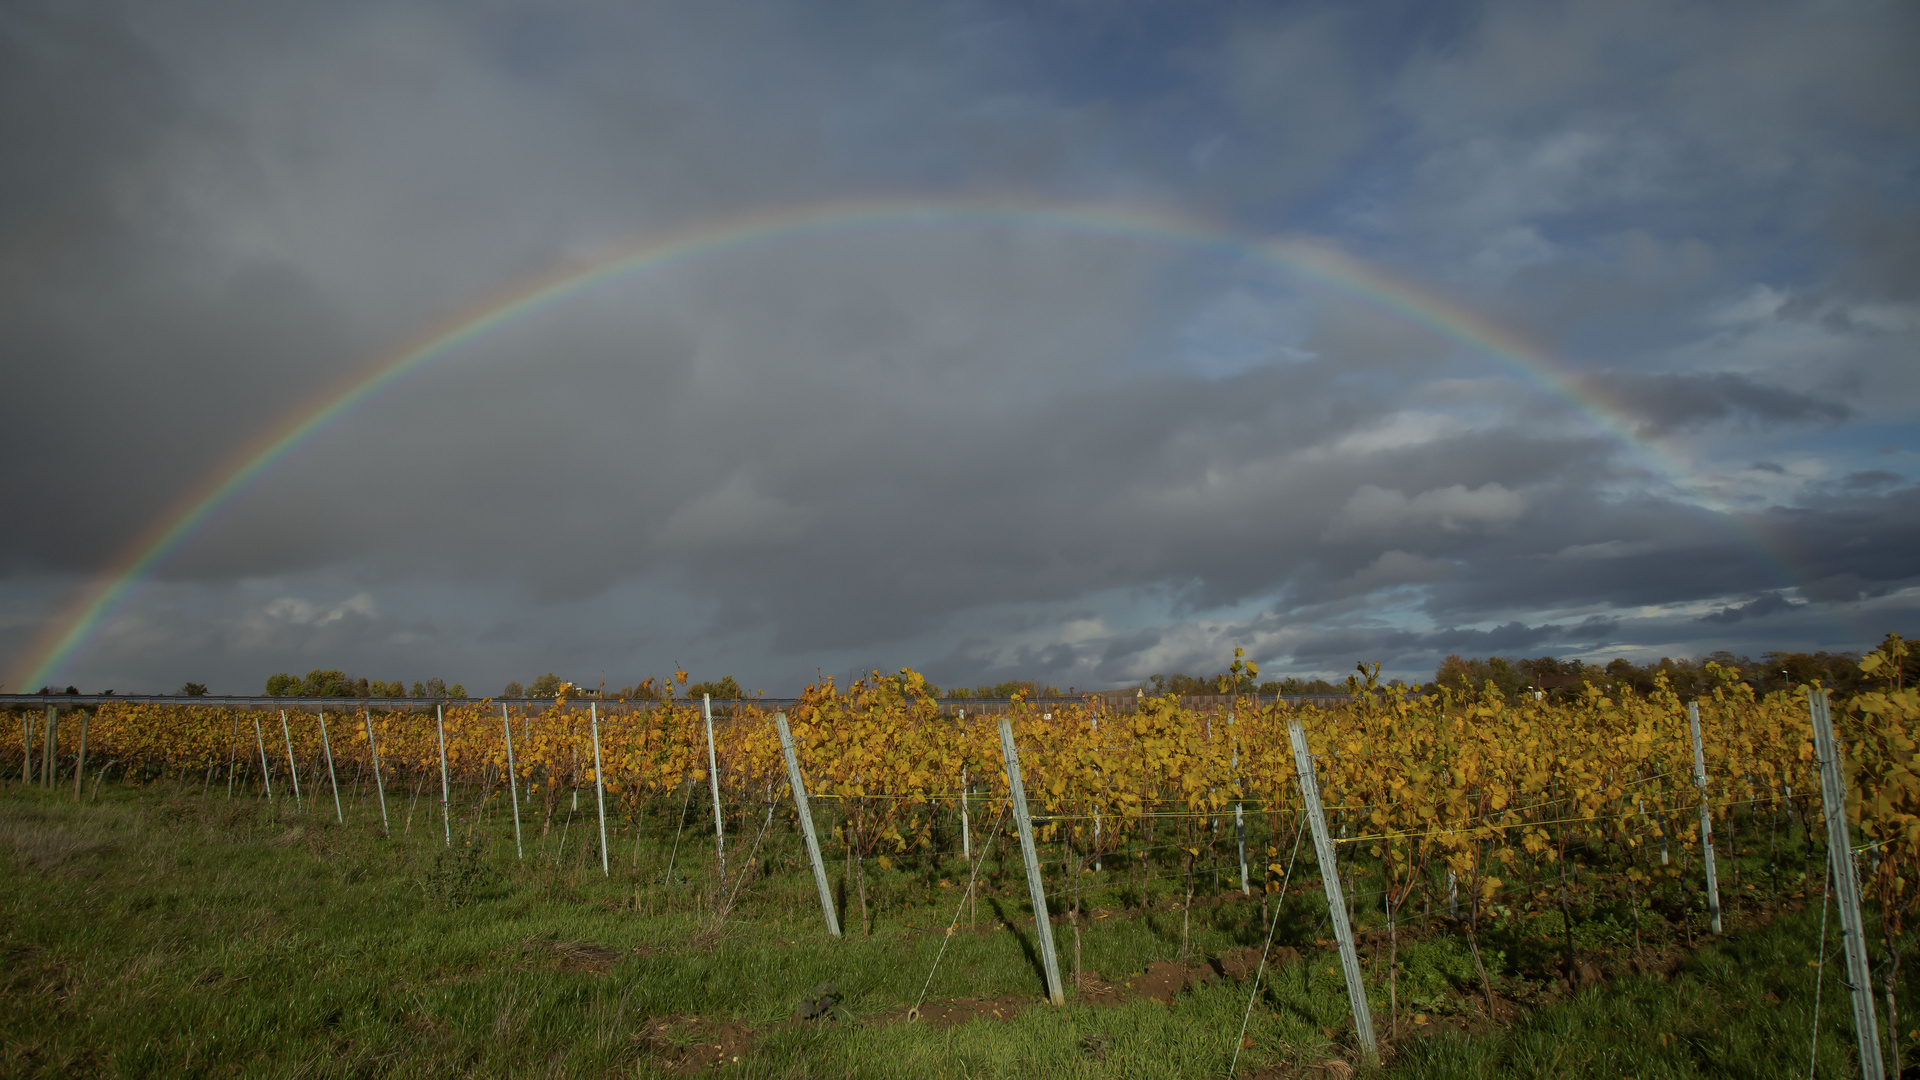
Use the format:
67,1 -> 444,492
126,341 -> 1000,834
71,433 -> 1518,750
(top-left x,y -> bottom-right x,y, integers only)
0,777 -> 1910,1078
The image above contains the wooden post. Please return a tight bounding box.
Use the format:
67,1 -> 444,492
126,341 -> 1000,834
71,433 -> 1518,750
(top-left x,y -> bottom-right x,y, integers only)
703,694 -> 726,884
436,704 -> 451,847
501,703 -> 523,860
317,709 -> 344,824
252,711 -> 274,801
72,709 -> 90,802
279,710 -> 304,813
999,716 -> 1065,1005
775,712 -> 841,937
1808,688 -> 1885,1079
43,705 -> 57,788
1288,717 -> 1378,1063
1686,702 -> 1722,934
590,702 -> 609,877
363,708 -> 389,837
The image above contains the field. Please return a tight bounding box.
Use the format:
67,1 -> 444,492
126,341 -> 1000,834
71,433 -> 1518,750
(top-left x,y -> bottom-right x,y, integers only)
3,667 -> 1916,1077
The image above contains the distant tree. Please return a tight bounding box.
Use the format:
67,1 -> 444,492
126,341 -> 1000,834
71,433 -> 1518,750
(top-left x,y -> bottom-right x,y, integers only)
264,672 -> 300,696
687,675 -> 743,700
422,677 -> 448,698
353,677 -> 371,698
502,680 -> 525,698
1433,655 -> 1528,698
1258,677 -> 1339,695
447,683 -> 466,698
297,669 -> 351,697
410,681 -> 426,698
527,673 -> 564,698
1144,674 -> 1214,696
179,682 -> 209,696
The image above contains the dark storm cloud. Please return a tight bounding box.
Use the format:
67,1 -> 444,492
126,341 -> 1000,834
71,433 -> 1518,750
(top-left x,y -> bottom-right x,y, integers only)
1697,591 -> 1796,626
1591,372 -> 1852,435
3,0 -> 1917,694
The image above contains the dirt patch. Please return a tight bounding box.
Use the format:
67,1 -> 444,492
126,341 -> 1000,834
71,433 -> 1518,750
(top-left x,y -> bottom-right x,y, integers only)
520,937 -> 625,974
1214,945 -> 1301,983
1070,969 -> 1135,1006
1125,960 -> 1218,1004
638,1017 -> 758,1075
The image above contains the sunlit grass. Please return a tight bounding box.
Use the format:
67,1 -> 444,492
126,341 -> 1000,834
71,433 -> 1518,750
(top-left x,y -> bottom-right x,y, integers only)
0,778 -> 1906,1077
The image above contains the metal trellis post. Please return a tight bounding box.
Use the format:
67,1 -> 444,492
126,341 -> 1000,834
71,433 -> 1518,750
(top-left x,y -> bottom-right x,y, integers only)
318,709 -> 344,824
72,709 -> 89,802
279,710 -> 304,813
704,694 -> 726,884
252,711 -> 274,802
590,701 -> 609,876
1808,688 -> 1885,1080
1686,701 -> 1721,934
364,708 -> 389,837
43,705 -> 57,788
1288,717 -> 1378,1063
436,704 -> 451,847
999,716 -> 1065,1005
501,703 -> 523,860
775,712 -> 841,937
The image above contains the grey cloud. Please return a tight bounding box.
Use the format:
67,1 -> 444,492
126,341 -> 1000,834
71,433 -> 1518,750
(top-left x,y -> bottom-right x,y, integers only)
3,0 -> 1915,695
1590,371 -> 1853,435
1697,591 -> 1797,626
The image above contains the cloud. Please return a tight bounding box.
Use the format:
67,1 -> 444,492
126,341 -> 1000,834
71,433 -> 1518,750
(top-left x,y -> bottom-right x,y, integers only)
0,0 -> 1914,694
1590,371 -> 1853,434
1697,591 -> 1797,625
1323,484 -> 1526,542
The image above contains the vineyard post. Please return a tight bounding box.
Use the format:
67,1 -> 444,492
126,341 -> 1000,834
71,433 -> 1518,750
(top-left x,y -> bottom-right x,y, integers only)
317,709 -> 344,824
279,710 -> 304,813
1287,717 -> 1378,1063
501,704 -> 523,860
1090,715 -> 1102,872
1686,702 -> 1722,934
72,708 -> 89,802
774,712 -> 841,938
1232,712 -> 1249,896
703,695 -> 726,884
363,708 -> 389,837
590,702 -> 609,877
1808,688 -> 1886,1079
998,716 -> 1065,1006
252,711 -> 274,802
226,714 -> 239,798
436,704 -> 451,847
960,767 -> 972,861
42,704 -> 56,788
20,711 -> 32,784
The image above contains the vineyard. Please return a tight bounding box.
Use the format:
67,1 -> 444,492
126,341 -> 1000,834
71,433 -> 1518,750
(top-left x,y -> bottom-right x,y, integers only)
6,651 -> 1919,1076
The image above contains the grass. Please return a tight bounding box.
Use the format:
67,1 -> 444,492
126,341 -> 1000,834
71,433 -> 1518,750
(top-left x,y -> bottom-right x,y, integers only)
0,774 -> 1910,1078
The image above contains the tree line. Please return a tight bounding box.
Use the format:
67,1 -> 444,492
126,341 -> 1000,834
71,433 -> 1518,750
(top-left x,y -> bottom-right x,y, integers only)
1431,633 -> 1918,699
262,669 -> 467,699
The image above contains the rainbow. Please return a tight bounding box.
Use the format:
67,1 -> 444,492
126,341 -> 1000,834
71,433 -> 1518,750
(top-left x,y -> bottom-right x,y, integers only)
8,196 -> 1801,690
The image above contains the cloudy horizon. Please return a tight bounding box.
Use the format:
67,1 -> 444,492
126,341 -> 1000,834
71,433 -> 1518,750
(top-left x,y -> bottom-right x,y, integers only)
3,1 -> 1917,696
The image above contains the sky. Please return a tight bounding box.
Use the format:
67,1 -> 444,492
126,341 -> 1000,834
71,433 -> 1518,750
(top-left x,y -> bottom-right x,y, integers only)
2,0 -> 1917,697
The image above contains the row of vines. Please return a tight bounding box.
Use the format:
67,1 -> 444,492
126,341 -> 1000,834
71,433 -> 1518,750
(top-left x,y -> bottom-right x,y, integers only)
13,657 -> 1919,938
